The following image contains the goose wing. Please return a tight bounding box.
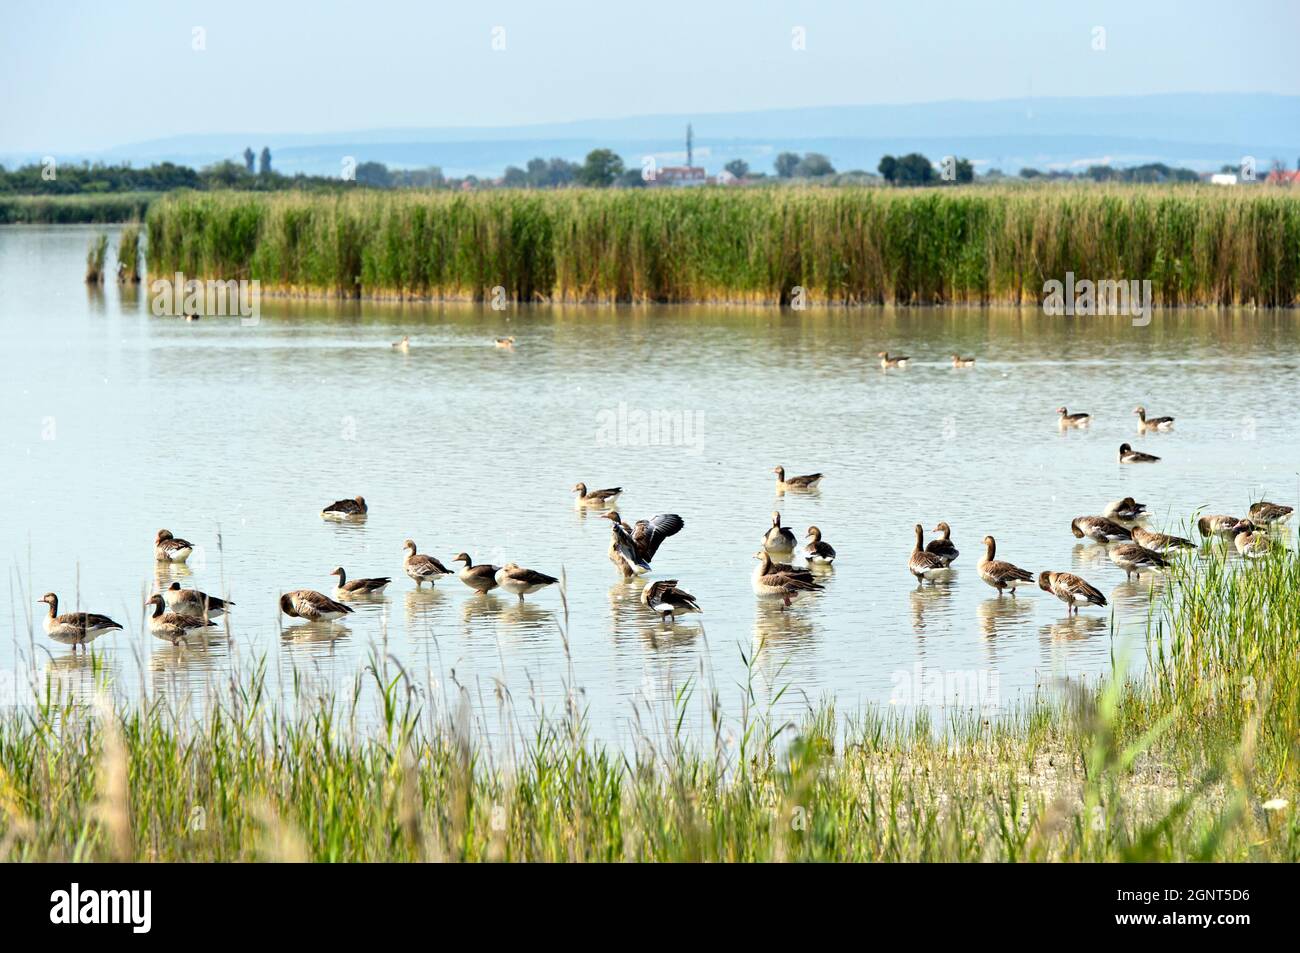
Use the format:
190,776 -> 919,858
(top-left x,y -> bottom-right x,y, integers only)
502,566 -> 558,586
910,550 -> 946,574
925,539 -> 958,562
1054,572 -> 1107,606
291,590 -> 354,617
63,612 -> 122,632
589,486 -> 623,501
984,559 -> 1034,584
760,571 -> 824,593
323,498 -> 363,515
633,514 -> 685,562
645,580 -> 700,611
612,523 -> 650,572
788,473 -> 822,487
410,554 -> 452,576
344,576 -> 392,592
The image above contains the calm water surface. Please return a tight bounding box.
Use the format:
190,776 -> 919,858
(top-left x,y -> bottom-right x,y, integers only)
3,225 -> 1298,747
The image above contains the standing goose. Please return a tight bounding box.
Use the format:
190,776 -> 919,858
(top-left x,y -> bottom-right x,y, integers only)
1070,516 -> 1132,543
1107,543 -> 1170,580
494,563 -> 559,601
773,466 -> 823,491
1248,501 -> 1294,526
925,522 -> 959,566
1197,514 -> 1241,539
601,511 -> 685,577
1056,407 -> 1091,428
763,512 -> 797,554
452,553 -> 501,594
1134,406 -> 1175,432
38,593 -> 122,651
279,589 -> 354,622
877,351 -> 909,369
950,354 -> 976,368
802,526 -> 837,565
909,524 -> 948,585
1230,520 -> 1270,559
1037,571 -> 1108,615
1119,443 -> 1160,464
752,552 -> 825,607
403,539 -> 453,587
977,536 -> 1034,596
572,482 -> 623,506
330,566 -> 392,596
163,581 -> 234,619
154,529 -> 194,562
321,495 -> 367,519
1104,497 -> 1149,523
146,594 -> 216,645
1131,526 -> 1195,552
641,579 -> 701,622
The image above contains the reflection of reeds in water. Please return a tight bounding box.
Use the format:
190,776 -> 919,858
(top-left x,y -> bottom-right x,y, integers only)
116,224 -> 141,283
84,233 -> 108,283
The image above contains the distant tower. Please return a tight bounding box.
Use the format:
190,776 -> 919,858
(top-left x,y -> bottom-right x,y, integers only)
686,124 -> 694,168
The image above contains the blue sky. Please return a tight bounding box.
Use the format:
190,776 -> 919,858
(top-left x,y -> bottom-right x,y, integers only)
2,0 -> 1297,152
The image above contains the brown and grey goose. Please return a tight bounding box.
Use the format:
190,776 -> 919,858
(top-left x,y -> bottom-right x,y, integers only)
321,495 -> 367,519
1197,514 -> 1241,540
1249,501 -> 1294,526
763,511 -> 798,554
1037,571 -> 1108,615
1070,516 -> 1132,543
392,335 -> 410,351
878,351 -> 909,369
1104,497 -> 1149,523
1134,406 -> 1175,432
146,593 -> 216,645
950,354 -> 976,368
330,566 -> 392,597
39,593 -> 122,651
452,553 -> 501,594
925,521 -> 959,566
802,526 -> 837,566
572,482 -> 623,506
154,529 -> 194,562
773,466 -> 823,491
495,336 -> 516,349
752,552 -> 825,607
494,563 -> 559,601
1108,543 -> 1170,580
1230,520 -> 1270,559
403,539 -> 453,587
909,524 -> 949,584
977,536 -> 1034,596
641,579 -> 701,622
279,589 -> 354,622
602,511 -> 685,577
163,581 -> 234,619
1131,526 -> 1195,552
1119,443 -> 1160,464
1056,406 -> 1091,428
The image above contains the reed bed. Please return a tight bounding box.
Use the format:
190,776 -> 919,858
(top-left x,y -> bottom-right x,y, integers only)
116,224 -> 142,283
0,192 -> 157,224
1,546 -> 1296,862
144,186 -> 1300,307
83,232 -> 108,284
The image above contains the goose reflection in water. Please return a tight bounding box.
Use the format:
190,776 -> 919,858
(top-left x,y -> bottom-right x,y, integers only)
1069,542 -> 1112,570
976,595 -> 1035,640
404,587 -> 445,627
751,601 -> 817,657
1040,614 -> 1108,643
280,621 -> 353,645
909,578 -> 954,634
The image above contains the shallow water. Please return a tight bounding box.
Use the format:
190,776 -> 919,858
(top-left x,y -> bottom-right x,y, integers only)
2,224 -> 1297,747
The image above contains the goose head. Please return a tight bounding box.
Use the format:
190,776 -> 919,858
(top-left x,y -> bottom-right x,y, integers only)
931,521 -> 952,538
772,466 -> 785,479
1055,406 -> 1068,416
1133,405 -> 1146,417
353,495 -> 366,508
1037,571 -> 1055,593
156,529 -> 174,543
452,552 -> 473,567
982,535 -> 996,557
279,593 -> 298,617
402,539 -> 417,556
168,581 -> 182,591
145,594 -> 165,610
572,482 -> 588,496
806,525 -> 822,541
38,592 -> 57,609
601,511 -> 622,525
770,511 -> 783,528
329,566 -> 345,579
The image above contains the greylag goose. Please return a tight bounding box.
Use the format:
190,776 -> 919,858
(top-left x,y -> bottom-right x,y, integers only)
146,593 -> 216,645
163,581 -> 234,618
279,589 -> 354,622
1037,571 -> 1108,615
572,482 -> 622,506
1070,516 -> 1132,543
330,566 -> 392,596
878,351 -> 909,369
773,466 -> 823,490
1056,407 -> 1090,428
641,579 -> 701,622
977,536 -> 1034,596
802,526 -> 837,565
154,529 -> 194,562
925,522 -> 959,566
392,336 -> 410,351
1249,501 -> 1294,526
403,540 -> 453,587
1104,497 -> 1148,522
452,553 -> 501,594
1134,406 -> 1174,432
495,336 -> 515,348
495,563 -> 559,601
1131,526 -> 1194,552
763,512 -> 797,554
909,524 -> 948,584
38,593 -> 121,651
950,354 -> 976,368
601,511 -> 685,577
752,552 -> 824,607
1231,520 -> 1270,559
1107,542 -> 1170,580
1119,443 -> 1160,464
321,495 -> 367,519
1197,514 -> 1241,539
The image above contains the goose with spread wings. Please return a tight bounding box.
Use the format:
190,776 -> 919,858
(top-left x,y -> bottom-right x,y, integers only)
602,510 -> 685,577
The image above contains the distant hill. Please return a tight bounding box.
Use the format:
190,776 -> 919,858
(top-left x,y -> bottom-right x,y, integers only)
7,94 -> 1298,179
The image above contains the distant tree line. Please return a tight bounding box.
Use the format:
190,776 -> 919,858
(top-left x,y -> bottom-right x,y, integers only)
1018,162 -> 1199,183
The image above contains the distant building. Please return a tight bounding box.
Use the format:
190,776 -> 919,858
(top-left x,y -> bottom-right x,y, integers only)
1210,173 -> 1238,185
655,166 -> 708,187
1265,169 -> 1300,185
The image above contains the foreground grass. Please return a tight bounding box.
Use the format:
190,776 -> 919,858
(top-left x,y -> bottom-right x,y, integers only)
144,185 -> 1300,307
1,547 -> 1297,861
0,192 -> 157,224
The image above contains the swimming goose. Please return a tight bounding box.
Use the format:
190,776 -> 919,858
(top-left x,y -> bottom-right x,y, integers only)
495,563 -> 559,601
452,553 -> 501,594
878,351 -> 909,369
1107,542 -> 1170,580
495,336 -> 516,348
392,336 -> 410,351
163,581 -> 234,618
572,482 -> 623,506
402,540 -> 453,587
146,593 -> 216,645
1070,516 -> 1132,543
1197,514 -> 1241,539
802,526 -> 837,565
601,511 -> 685,576
925,522 -> 959,566
950,354 -> 976,368
1230,520 -> 1270,559
763,512 -> 798,553
773,466 -> 823,490
641,579 -> 701,622
977,536 -> 1034,596
909,524 -> 948,584
1134,406 -> 1174,432
752,552 -> 825,607
329,566 -> 392,596
1248,501 -> 1294,526
1119,443 -> 1160,464
1037,571 -> 1108,615
321,495 -> 367,518
154,529 -> 194,562
1103,497 -> 1149,522
38,593 -> 122,651
1056,407 -> 1090,428
1131,526 -> 1195,552
280,589 -> 354,622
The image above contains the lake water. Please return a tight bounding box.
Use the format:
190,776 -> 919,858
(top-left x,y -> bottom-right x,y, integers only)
3,224 -> 1298,748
